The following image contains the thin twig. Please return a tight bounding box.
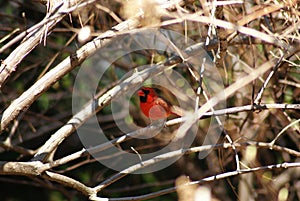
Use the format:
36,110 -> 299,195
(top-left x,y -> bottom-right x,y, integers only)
106,161 -> 300,201
270,119 -> 300,147
166,103 -> 300,126
92,136 -> 300,194
254,53 -> 284,104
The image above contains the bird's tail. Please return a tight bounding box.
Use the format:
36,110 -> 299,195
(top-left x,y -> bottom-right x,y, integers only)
170,105 -> 185,117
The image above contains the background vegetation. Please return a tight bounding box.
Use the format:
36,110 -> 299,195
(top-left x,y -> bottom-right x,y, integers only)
0,0 -> 299,200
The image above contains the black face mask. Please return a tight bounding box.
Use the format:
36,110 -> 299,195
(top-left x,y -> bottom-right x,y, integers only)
139,88 -> 150,103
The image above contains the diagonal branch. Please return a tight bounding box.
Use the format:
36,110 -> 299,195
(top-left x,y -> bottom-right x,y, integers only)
0,16 -> 141,134
0,0 -> 98,88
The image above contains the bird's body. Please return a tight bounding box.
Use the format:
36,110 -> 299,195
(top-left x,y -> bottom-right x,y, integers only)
137,87 -> 182,120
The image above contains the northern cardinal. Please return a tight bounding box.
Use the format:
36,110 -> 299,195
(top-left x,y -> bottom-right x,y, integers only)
137,87 -> 183,120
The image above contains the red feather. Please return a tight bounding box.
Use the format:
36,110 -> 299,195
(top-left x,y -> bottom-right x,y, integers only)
137,87 -> 182,120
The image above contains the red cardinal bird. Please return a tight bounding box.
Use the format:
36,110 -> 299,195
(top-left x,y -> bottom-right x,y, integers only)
137,87 -> 182,120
